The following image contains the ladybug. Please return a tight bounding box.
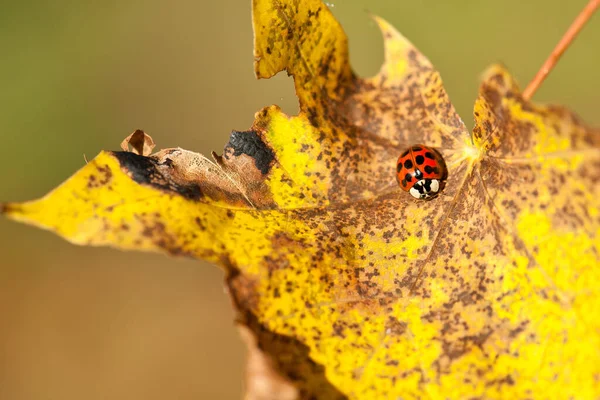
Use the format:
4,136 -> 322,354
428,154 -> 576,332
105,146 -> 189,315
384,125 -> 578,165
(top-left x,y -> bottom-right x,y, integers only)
396,145 -> 447,200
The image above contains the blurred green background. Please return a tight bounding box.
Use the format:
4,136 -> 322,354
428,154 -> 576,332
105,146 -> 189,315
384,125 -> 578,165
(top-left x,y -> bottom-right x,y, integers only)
0,0 -> 598,398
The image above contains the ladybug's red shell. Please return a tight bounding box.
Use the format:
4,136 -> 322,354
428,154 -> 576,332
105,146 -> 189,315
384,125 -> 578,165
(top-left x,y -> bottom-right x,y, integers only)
396,145 -> 447,200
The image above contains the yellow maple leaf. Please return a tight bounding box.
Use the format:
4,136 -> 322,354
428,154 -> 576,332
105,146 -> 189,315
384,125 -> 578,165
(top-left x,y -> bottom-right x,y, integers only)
3,0 -> 600,398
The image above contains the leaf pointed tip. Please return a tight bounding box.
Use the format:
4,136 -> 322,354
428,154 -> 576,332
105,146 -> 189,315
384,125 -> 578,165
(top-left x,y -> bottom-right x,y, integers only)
370,13 -> 434,83
480,63 -> 508,79
3,197 -> 37,213
372,14 -> 417,49
1,201 -> 20,217
370,14 -> 392,30
0,200 -> 44,231
479,63 -> 521,94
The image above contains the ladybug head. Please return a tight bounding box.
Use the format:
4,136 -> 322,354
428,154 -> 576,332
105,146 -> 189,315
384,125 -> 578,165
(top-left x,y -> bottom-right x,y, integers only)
409,179 -> 440,200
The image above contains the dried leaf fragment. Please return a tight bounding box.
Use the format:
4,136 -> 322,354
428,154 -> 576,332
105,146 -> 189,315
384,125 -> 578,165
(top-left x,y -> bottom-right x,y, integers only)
120,129 -> 156,156
239,324 -> 299,400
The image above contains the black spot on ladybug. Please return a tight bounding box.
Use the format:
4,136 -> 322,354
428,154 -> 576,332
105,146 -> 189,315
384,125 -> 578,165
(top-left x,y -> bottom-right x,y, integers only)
403,159 -> 413,169
113,151 -> 203,201
400,149 -> 409,158
433,167 -> 440,175
424,165 -> 434,174
405,173 -> 412,182
416,155 -> 425,165
225,130 -> 274,175
401,179 -> 407,187
425,152 -> 435,159
411,146 -> 422,151
396,163 -> 403,173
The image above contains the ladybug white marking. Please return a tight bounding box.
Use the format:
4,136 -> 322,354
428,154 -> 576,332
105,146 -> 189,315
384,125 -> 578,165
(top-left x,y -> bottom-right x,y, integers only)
409,179 -> 440,200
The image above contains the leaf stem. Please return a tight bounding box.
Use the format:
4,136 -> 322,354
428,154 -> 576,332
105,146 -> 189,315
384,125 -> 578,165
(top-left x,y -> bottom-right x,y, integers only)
522,0 -> 600,100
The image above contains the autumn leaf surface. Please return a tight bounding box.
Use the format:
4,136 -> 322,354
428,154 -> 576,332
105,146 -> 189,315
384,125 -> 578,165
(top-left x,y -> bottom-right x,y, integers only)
3,0 -> 600,398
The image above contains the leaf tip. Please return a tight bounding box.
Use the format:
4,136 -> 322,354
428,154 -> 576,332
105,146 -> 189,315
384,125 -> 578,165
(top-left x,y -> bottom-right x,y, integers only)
371,14 -> 405,44
0,200 -> 42,230
370,14 -> 391,32
370,14 -> 433,81
479,63 -> 521,96
1,201 -> 19,217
